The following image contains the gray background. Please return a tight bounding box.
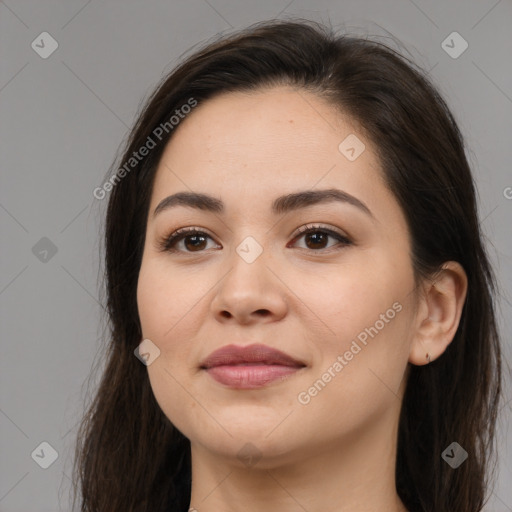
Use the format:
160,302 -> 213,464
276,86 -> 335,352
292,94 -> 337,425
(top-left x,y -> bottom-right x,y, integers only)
1,1 -> 511,511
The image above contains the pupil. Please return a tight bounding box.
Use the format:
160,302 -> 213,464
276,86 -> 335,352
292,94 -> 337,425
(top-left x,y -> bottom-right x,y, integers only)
185,235 -> 207,251
306,232 -> 326,249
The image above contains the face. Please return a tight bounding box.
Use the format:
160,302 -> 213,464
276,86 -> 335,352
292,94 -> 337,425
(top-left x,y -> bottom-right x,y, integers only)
137,86 -> 418,466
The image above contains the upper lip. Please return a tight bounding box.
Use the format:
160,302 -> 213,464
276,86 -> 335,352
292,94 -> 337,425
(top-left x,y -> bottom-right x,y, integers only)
200,344 -> 306,369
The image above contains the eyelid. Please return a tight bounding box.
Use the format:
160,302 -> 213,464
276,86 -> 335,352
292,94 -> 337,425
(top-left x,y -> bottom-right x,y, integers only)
287,224 -> 352,252
156,226 -> 218,253
291,223 -> 351,241
157,223 -> 353,253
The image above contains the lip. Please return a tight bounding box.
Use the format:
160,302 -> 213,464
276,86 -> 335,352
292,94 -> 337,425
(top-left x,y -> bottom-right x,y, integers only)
200,344 -> 306,389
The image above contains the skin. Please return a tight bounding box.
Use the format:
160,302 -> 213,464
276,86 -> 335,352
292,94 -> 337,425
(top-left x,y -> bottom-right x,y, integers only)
136,86 -> 467,512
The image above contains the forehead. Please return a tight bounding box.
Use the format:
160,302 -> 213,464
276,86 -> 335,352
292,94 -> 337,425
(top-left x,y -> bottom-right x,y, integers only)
150,86 -> 387,212
165,86 -> 366,158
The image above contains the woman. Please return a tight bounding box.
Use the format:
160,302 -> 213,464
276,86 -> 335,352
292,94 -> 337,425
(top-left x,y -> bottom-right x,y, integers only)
73,19 -> 502,512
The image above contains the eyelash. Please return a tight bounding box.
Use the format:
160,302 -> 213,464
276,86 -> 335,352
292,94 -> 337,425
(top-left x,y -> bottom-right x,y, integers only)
157,224 -> 353,254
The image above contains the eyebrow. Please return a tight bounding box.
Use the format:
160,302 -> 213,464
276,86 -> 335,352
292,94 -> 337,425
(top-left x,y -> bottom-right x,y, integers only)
152,188 -> 373,219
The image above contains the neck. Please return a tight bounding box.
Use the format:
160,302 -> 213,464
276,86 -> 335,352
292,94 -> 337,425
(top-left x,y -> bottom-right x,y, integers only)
187,405 -> 408,512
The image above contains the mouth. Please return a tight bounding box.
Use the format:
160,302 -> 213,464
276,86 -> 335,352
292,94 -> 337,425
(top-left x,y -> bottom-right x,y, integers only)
200,343 -> 306,389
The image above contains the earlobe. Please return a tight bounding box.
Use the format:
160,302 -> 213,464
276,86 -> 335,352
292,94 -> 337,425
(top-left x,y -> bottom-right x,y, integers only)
409,262 -> 468,366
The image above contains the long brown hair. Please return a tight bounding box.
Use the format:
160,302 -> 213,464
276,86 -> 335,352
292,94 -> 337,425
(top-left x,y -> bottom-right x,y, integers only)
72,19 -> 502,512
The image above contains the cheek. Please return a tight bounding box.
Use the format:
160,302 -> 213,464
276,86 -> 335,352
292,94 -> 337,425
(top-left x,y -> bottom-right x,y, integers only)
137,257 -> 195,340
300,252 -> 415,401
295,297 -> 413,441
137,259 -> 205,434
293,255 -> 410,350
136,256 -> 216,380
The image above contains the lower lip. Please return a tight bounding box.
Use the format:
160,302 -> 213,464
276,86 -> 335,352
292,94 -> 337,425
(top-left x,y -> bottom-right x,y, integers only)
205,364 -> 302,389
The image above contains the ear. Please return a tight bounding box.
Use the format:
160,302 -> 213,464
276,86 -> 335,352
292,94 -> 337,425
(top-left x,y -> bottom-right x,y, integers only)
409,262 -> 468,365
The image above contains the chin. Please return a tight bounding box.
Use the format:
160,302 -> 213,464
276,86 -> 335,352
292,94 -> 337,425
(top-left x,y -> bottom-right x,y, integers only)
191,432 -> 304,470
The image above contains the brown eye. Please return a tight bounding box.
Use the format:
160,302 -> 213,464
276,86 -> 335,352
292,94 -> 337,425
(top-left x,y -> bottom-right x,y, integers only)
303,231 -> 329,250
158,229 -> 219,253
181,234 -> 208,251
159,225 -> 352,254
290,225 -> 352,252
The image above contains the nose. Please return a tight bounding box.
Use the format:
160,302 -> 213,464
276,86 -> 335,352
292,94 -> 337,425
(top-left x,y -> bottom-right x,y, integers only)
210,245 -> 288,325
